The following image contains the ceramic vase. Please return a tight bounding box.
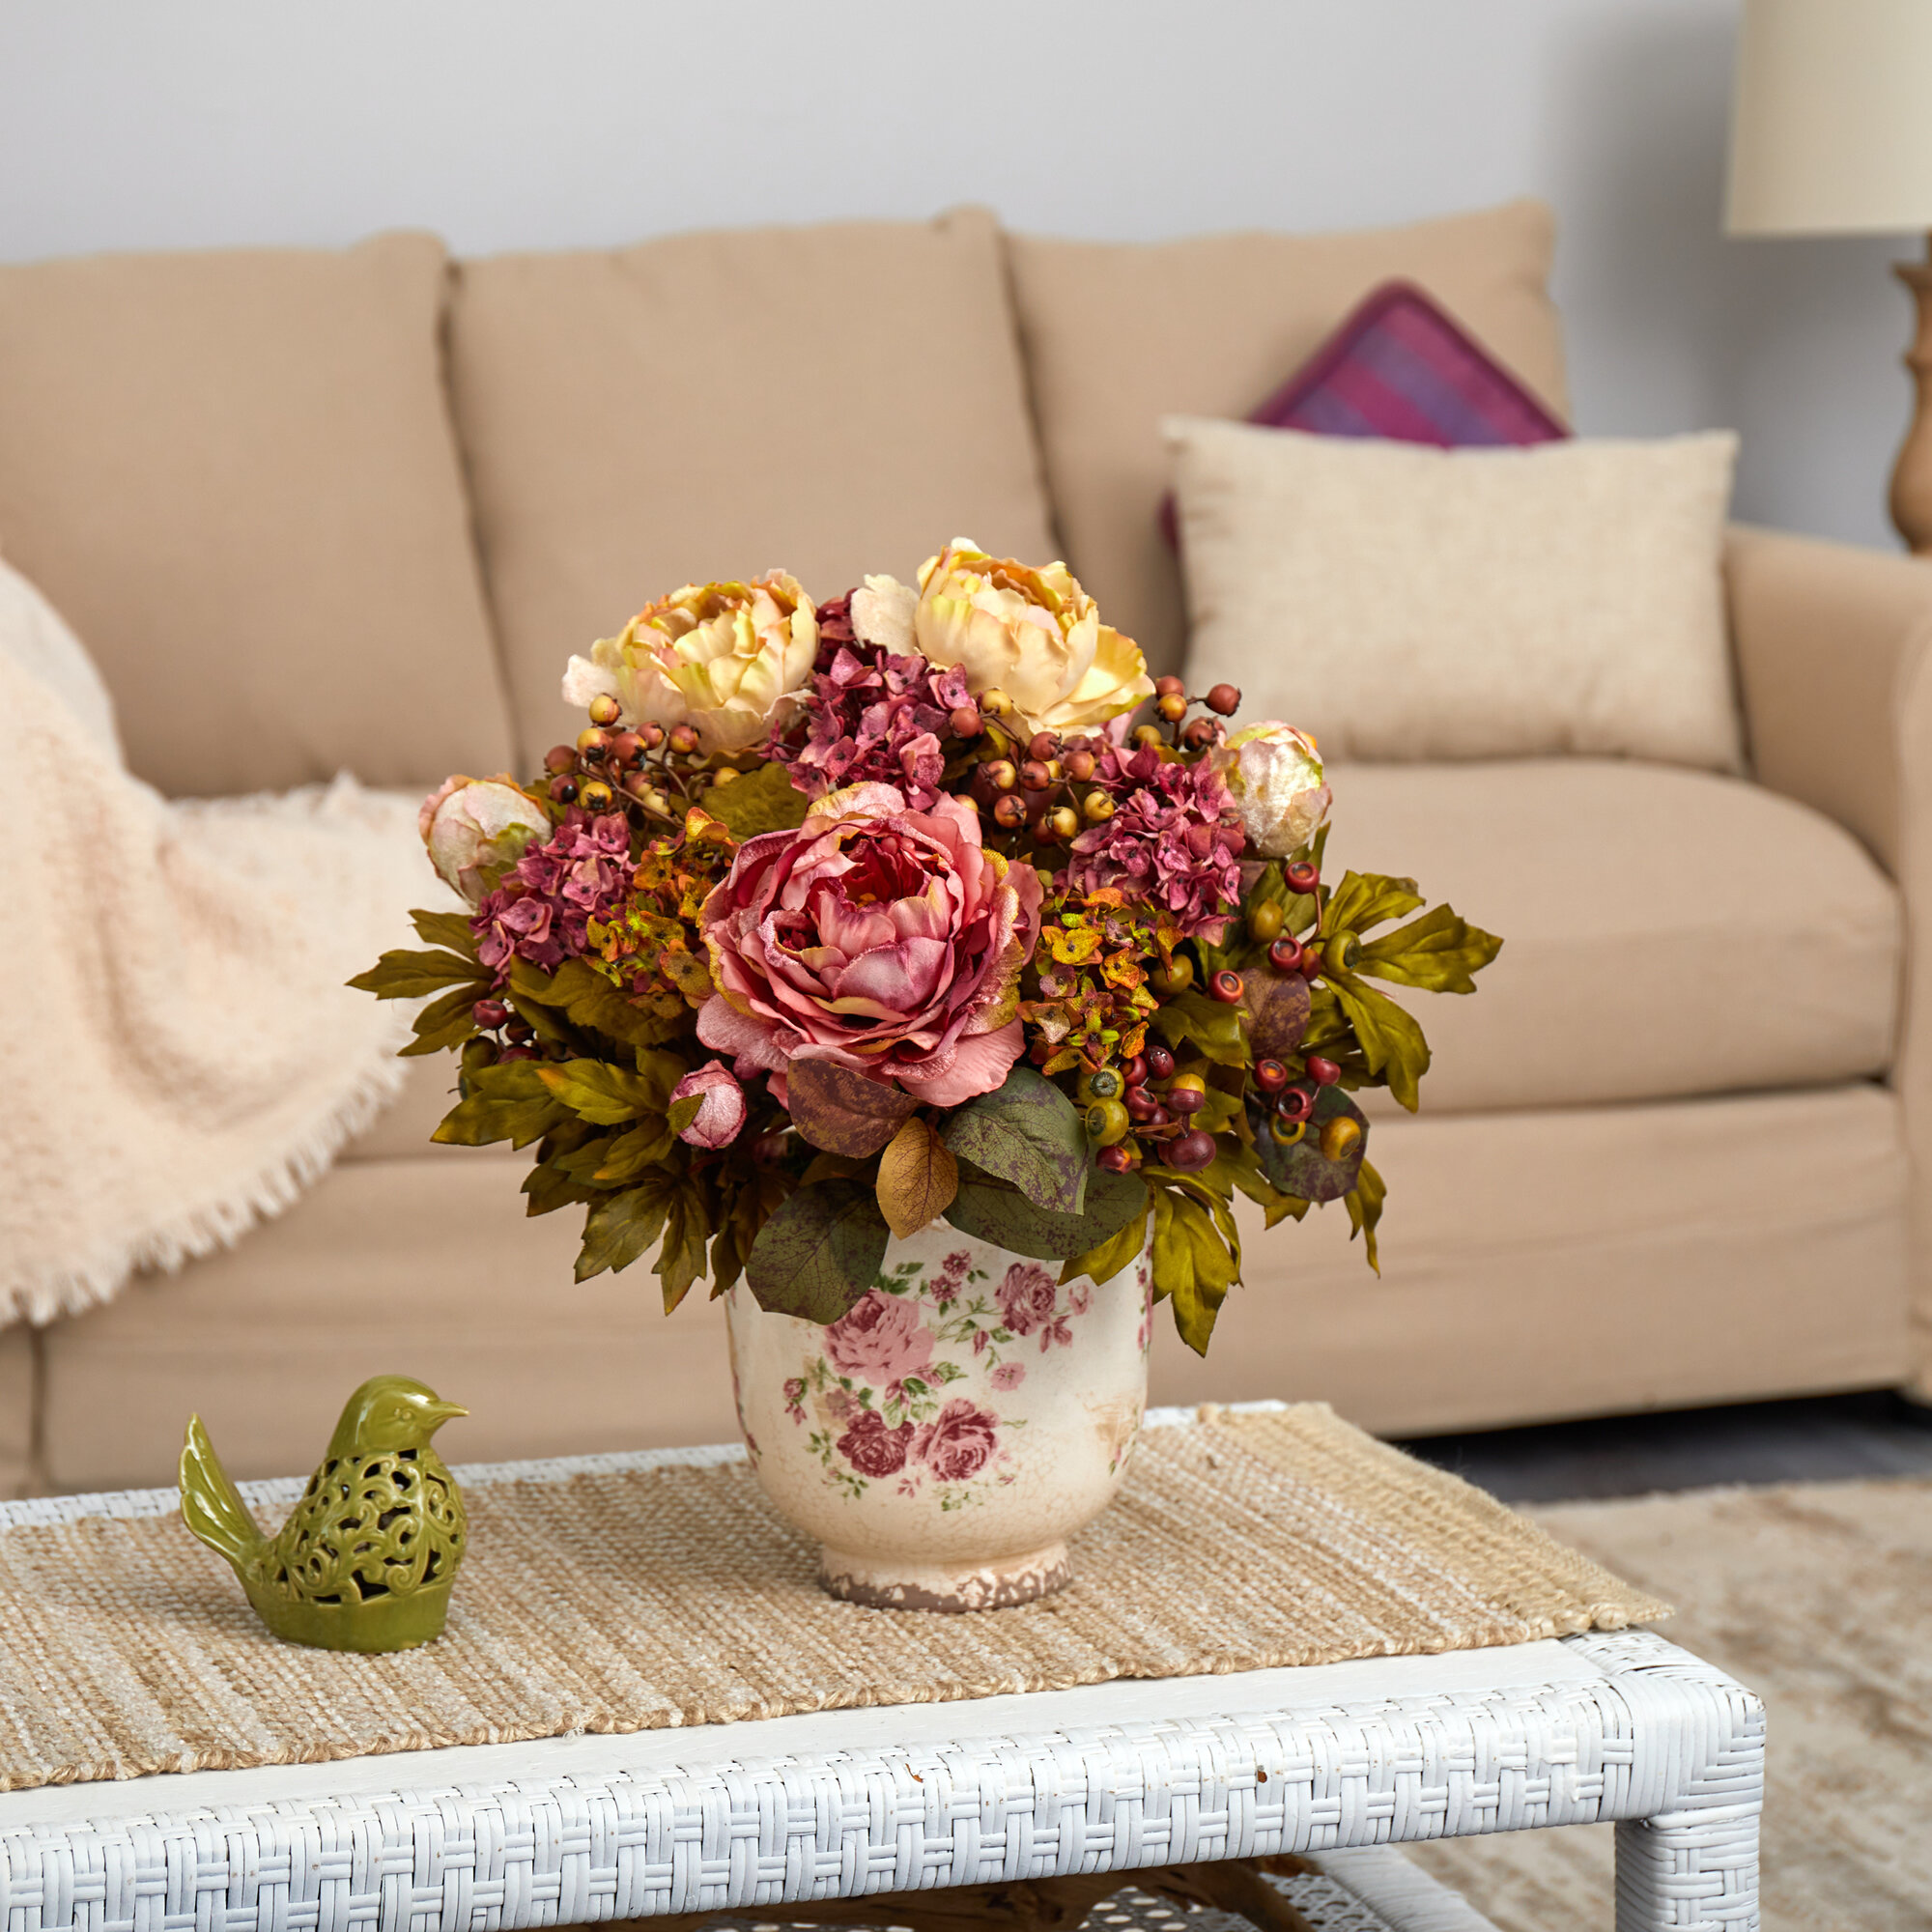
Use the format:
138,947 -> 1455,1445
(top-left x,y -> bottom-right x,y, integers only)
725,1224 -> 1154,1611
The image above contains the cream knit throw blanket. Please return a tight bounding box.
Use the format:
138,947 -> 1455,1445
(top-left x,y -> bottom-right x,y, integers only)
0,559 -> 449,1326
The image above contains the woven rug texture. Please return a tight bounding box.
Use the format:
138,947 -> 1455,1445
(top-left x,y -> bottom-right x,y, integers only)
0,1404 -> 1662,1791
1406,1476 -> 1932,1932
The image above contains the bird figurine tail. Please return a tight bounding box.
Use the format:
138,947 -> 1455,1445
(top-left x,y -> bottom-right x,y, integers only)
179,1414 -> 265,1570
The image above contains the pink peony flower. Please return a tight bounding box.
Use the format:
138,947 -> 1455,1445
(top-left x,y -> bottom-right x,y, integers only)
473,808 -> 633,977
989,1361 -> 1026,1392
696,782 -> 1042,1108
912,1400 -> 999,1482
766,594 -> 969,808
838,1408 -> 915,1477
995,1262 -> 1059,1338
670,1060 -> 747,1149
1066,745 -> 1244,939
823,1291 -> 934,1384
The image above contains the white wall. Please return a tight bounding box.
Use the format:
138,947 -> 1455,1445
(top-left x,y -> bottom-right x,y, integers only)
0,0 -> 1914,550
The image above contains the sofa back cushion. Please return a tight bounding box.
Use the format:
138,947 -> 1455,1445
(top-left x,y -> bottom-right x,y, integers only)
1006,199 -> 1569,681
448,207 -> 1058,764
0,232 -> 514,796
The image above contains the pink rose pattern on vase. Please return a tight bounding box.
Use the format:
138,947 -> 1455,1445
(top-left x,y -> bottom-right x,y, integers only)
788,1245 -> 1141,1509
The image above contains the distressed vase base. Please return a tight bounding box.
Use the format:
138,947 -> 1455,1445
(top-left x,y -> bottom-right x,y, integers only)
817,1541 -> 1072,1612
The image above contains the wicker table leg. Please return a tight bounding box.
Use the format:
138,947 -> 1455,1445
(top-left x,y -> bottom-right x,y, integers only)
1614,1810 -> 1762,1931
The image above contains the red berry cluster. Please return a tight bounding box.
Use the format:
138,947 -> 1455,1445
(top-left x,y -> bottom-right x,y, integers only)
1085,1040 -> 1218,1176
968,703 -> 1122,844
539,691 -> 729,827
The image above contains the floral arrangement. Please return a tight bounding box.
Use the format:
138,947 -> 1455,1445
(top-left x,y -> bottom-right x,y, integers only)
355,541 -> 1499,1351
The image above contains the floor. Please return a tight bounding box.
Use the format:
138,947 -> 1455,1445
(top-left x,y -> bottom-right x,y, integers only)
1397,1389 -> 1932,1504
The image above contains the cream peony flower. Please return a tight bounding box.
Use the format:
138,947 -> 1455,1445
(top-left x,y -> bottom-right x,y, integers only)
561,571 -> 818,754
1210,722 -> 1331,859
418,776 -> 551,905
907,539 -> 1153,737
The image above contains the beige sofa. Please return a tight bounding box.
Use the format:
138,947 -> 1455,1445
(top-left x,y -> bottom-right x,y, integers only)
2,200 -> 1926,1497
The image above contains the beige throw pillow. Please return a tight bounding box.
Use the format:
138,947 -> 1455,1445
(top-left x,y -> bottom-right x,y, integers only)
1006,199 -> 1568,681
1167,419 -> 1743,771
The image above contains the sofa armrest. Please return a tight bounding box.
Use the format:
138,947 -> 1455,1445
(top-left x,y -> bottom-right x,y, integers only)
1726,523 -> 1932,879
1726,523 -> 1932,1399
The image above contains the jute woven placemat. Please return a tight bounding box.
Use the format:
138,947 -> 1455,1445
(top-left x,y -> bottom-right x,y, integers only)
0,1405 -> 1666,1792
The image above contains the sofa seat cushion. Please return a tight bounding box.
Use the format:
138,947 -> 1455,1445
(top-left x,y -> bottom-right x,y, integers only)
1323,759 -> 1898,1113
1150,1085 -> 1908,1435
449,208 -> 1059,765
1007,199 -> 1567,681
0,233 -> 514,796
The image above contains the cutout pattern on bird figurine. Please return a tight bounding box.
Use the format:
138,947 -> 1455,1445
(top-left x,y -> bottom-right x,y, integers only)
179,1375 -> 469,1652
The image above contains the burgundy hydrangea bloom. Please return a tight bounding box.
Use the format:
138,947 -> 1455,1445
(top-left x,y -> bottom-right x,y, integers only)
472,808 -> 632,978
1066,743 -> 1244,938
766,592 -> 970,807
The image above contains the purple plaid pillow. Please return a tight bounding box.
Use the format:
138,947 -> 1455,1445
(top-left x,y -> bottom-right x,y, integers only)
1161,280 -> 1568,544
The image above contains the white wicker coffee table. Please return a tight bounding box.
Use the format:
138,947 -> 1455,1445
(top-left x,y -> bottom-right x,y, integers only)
0,1577 -> 1761,1932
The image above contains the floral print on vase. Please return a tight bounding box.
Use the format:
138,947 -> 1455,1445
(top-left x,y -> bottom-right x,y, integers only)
784,1249 -> 1123,1508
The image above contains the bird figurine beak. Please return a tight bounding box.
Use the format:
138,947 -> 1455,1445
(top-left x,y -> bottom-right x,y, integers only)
425,1401 -> 469,1428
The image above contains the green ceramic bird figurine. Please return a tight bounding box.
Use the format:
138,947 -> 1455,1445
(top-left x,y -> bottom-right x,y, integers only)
180,1375 -> 469,1653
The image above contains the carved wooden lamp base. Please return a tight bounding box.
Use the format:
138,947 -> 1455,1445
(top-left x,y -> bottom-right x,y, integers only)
1891,233 -> 1932,554
649,1856 -> 1324,1932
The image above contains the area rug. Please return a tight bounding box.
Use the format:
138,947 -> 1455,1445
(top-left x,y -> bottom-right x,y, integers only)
0,1406 -> 1662,1791
1405,1476 -> 1932,1932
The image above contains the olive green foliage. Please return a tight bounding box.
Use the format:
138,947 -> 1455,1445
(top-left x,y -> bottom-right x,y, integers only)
351,813 -> 1498,1355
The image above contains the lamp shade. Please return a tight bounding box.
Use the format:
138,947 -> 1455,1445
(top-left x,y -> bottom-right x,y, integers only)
1727,0 -> 1932,236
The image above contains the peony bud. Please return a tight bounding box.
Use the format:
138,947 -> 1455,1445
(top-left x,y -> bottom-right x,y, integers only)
671,1060 -> 748,1149
1209,724 -> 1331,861
418,776 -> 551,906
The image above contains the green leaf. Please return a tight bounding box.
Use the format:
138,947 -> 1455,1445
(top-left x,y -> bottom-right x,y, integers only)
1322,968 -> 1432,1111
522,1158 -> 601,1217
1354,903 -> 1504,995
703,761 -> 811,839
785,1057 -> 921,1156
1151,990 -> 1250,1067
508,956 -> 695,1049
399,980 -> 489,1057
744,1179 -> 890,1322
940,1064 -> 1092,1214
538,1059 -> 669,1125
1223,1140 -> 1309,1230
574,1177 -> 676,1281
944,1159 -> 1148,1259
710,1165 -> 791,1297
411,908 -> 481,952
433,1060 -> 565,1150
1345,1156 -> 1387,1273
1151,1185 -> 1239,1356
348,947 -> 483,1001
666,1094 -> 703,1138
1322,869 -> 1426,942
1061,1196 -> 1151,1291
558,1119 -> 677,1185
657,1182 -> 711,1314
